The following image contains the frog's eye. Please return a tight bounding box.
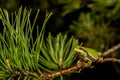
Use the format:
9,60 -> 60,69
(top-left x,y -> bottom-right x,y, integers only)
74,47 -> 87,56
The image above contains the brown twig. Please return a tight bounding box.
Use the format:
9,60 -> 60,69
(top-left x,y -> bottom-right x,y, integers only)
38,61 -> 87,79
102,43 -> 120,57
38,65 -> 80,79
11,60 -> 88,79
97,57 -> 120,63
103,58 -> 120,63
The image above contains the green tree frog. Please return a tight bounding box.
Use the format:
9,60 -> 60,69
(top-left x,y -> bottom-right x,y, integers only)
74,46 -> 101,67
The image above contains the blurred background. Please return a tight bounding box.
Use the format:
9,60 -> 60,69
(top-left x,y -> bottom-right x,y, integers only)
0,0 -> 120,79
0,0 -> 120,53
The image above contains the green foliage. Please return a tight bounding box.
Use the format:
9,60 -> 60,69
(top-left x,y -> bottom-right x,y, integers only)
55,0 -> 81,16
0,7 -> 52,79
0,7 -> 79,79
68,0 -> 120,52
69,12 -> 115,51
40,33 -> 78,73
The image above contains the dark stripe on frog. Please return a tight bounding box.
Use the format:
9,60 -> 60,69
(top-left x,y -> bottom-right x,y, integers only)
79,47 -> 97,62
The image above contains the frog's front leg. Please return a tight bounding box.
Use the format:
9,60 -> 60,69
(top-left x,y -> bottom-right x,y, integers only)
76,57 -> 92,73
84,57 -> 92,67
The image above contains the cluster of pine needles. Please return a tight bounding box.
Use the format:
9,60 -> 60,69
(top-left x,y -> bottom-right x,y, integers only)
0,7 -> 120,80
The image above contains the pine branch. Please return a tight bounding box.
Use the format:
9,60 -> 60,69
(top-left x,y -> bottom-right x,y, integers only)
97,43 -> 120,63
38,61 -> 86,79
102,43 -> 120,57
97,56 -> 120,63
0,7 -> 52,79
9,57 -> 88,79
